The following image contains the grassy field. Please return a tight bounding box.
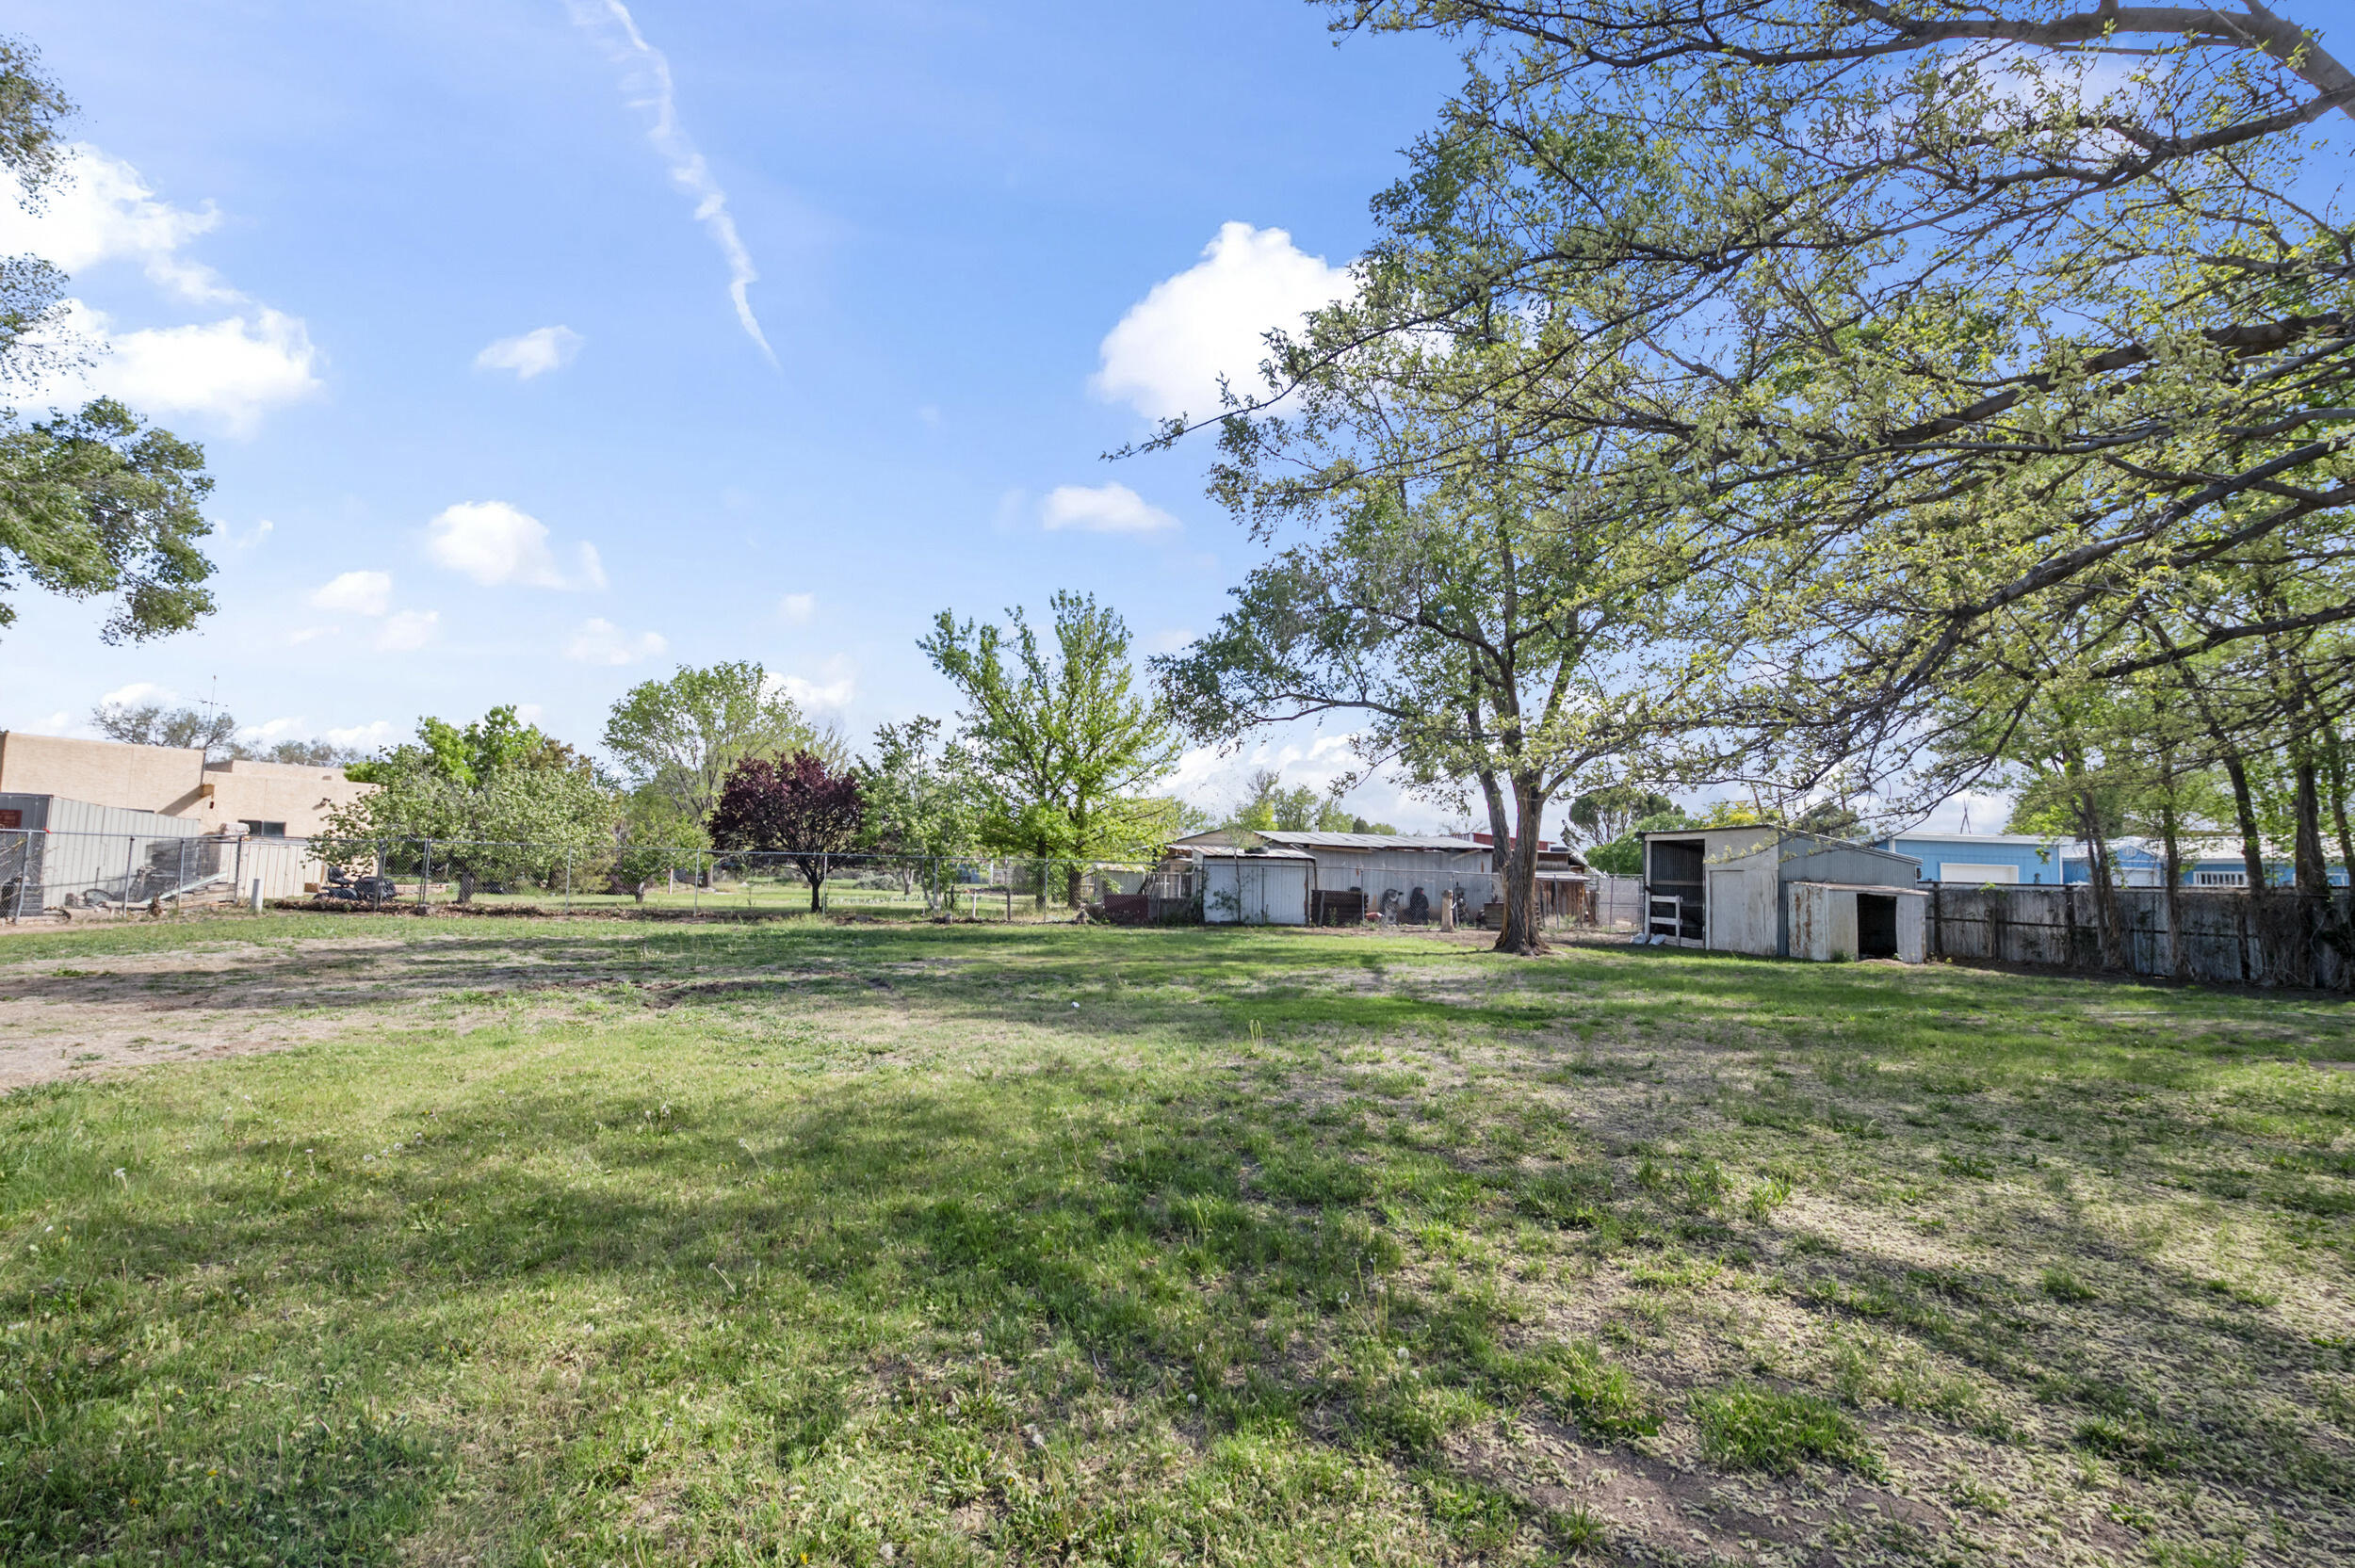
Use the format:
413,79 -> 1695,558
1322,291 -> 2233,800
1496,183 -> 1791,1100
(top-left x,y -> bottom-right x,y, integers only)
1,915 -> 2350,1567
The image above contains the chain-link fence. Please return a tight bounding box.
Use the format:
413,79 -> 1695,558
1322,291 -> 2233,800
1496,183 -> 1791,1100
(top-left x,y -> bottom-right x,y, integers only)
2,829 -> 1610,930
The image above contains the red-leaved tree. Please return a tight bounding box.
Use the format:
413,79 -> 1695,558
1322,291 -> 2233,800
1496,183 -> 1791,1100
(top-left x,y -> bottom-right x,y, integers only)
706,751 -> 865,912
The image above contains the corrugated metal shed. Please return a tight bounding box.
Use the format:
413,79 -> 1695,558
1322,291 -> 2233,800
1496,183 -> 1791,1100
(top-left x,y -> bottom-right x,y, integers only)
0,793 -> 215,911
1640,827 -> 1924,960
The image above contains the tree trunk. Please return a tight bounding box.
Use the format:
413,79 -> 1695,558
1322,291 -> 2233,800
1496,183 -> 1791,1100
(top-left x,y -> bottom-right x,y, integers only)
2158,753 -> 2188,982
457,870 -> 477,906
2294,752 -> 2331,897
2222,752 -> 2268,891
805,870 -> 823,913
1492,772 -> 1551,957
2060,742 -> 2121,967
2327,723 -> 2355,884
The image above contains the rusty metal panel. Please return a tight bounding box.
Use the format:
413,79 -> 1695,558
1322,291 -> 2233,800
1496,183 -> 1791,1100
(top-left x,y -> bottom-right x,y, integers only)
1786,881 -> 1861,961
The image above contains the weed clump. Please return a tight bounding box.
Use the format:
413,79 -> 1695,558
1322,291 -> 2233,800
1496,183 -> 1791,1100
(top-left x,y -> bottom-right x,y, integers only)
1693,1382 -> 1883,1477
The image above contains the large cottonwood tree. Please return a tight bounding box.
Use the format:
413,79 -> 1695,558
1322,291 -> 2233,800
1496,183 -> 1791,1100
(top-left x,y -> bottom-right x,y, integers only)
1265,1 -> 2355,811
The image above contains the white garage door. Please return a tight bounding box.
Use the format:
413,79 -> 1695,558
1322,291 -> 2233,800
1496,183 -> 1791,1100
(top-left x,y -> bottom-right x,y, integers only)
1938,862 -> 2019,884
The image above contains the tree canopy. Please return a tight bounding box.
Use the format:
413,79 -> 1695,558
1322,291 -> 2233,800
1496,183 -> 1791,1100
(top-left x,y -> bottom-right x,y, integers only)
920,591 -> 1183,899
706,751 -> 865,911
323,707 -> 613,901
602,661 -> 832,836
1170,1 -> 2354,832
1,39 -> 216,641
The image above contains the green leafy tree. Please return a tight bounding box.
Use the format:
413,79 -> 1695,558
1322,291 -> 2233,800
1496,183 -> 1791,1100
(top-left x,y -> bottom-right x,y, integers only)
858,716 -> 986,908
1277,3 -> 2355,825
1156,178 -> 1722,954
325,707 -> 614,902
920,591 -> 1182,907
89,699 -> 236,756
1,40 -> 216,640
1566,786 -> 1673,849
602,661 -> 831,831
1584,808 -> 1695,878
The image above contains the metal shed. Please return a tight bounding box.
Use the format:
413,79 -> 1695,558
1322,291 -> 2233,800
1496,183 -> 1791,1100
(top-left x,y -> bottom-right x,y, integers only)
0,793 -> 217,914
1641,826 -> 1926,961
1199,847 -> 1314,925
1170,830 -> 1496,923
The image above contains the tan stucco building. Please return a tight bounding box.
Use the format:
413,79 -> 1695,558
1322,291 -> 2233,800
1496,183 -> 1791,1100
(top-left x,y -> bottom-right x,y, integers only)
0,731 -> 371,837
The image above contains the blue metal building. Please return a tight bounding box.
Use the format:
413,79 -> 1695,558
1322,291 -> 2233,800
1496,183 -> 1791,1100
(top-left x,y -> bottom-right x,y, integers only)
1867,832 -> 2069,884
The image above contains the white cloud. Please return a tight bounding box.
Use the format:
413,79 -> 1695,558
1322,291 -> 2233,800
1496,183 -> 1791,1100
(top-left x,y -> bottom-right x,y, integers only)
1093,221 -> 1356,422
423,501 -> 606,590
474,325 -> 583,380
0,144 -> 231,302
0,147 -> 324,435
374,609 -> 440,653
238,716 -> 308,743
777,591 -> 815,624
564,617 -> 669,666
1041,482 -> 1178,535
52,301 -> 322,436
513,703 -> 545,725
228,519 -> 274,550
307,570 -> 392,617
286,626 -> 325,645
1166,733 -> 1437,831
1144,627 -> 1196,655
779,655 -> 855,714
324,719 -> 397,750
566,1 -> 774,362
100,681 -> 174,707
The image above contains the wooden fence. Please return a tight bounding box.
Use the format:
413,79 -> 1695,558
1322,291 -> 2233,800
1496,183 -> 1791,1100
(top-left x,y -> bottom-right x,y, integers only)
1925,883 -> 2355,989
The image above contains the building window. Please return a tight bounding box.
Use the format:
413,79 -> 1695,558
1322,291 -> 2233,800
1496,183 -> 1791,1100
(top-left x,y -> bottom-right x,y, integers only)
2194,869 -> 2247,887
240,819 -> 288,838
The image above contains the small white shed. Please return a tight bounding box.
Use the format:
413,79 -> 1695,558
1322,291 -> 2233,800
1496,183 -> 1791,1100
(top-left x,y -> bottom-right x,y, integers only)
1641,826 -> 1925,962
1200,847 -> 1313,926
1786,881 -> 1928,963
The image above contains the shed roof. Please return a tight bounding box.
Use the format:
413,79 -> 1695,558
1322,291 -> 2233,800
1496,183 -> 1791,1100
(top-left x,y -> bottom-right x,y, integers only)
1175,830 -> 1487,852
1878,832 -> 2063,848
1638,825 -> 1921,869
1190,845 -> 1316,861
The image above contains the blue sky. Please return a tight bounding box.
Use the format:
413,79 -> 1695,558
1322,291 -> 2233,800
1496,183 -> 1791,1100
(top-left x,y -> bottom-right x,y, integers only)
0,0 -> 1469,823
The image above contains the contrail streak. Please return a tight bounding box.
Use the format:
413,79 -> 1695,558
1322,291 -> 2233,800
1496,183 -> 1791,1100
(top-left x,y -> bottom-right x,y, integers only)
568,0 -> 775,364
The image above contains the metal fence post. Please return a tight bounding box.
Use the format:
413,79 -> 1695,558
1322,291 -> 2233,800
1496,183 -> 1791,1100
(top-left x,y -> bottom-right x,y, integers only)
421,838 -> 432,908
174,838 -> 187,915
124,834 -> 137,918
8,831 -> 25,923
564,849 -> 573,914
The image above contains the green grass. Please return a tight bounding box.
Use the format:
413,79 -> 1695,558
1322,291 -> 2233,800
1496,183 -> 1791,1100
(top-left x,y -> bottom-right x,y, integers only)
0,916 -> 2351,1564
1691,1382 -> 1883,1477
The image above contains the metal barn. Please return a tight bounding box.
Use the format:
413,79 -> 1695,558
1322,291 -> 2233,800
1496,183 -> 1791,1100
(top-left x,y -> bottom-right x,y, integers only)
1641,826 -> 1927,962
